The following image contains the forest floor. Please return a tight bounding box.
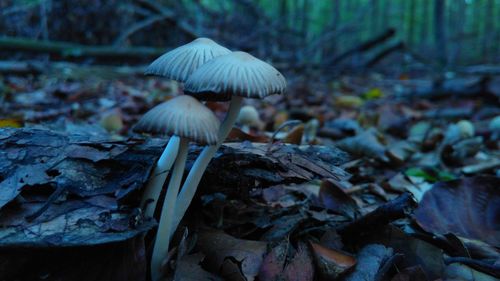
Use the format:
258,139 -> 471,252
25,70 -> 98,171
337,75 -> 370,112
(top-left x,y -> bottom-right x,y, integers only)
0,64 -> 499,281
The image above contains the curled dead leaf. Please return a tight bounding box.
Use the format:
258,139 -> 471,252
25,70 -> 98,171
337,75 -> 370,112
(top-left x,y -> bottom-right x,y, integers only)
282,124 -> 304,145
227,127 -> 269,143
197,230 -> 267,281
310,242 -> 356,280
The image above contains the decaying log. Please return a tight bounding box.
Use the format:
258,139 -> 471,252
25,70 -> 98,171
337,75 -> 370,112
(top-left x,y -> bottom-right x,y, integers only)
0,36 -> 165,59
0,60 -> 147,78
0,127 -> 350,279
0,128 -> 351,245
400,76 -> 499,102
0,60 -> 45,75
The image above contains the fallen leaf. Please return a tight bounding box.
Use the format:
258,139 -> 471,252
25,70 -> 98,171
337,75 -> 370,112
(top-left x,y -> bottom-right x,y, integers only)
443,262 -> 498,281
282,242 -> 314,281
197,230 -> 267,281
227,127 -> 269,143
310,242 -> 356,280
174,253 -> 222,281
337,128 -> 388,162
318,179 -> 358,219
335,95 -> 364,108
282,124 -> 304,145
362,88 -> 384,100
344,244 -> 395,281
0,119 -> 22,128
414,176 -> 500,247
391,266 -> 428,281
258,241 -> 288,281
404,167 -> 456,183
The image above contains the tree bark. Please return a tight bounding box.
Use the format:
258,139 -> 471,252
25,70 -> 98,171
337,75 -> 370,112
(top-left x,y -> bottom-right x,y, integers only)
482,0 -> 494,61
408,0 -> 416,46
434,0 -> 447,65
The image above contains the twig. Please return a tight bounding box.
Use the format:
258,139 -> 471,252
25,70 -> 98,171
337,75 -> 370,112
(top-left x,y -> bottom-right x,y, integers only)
1,1 -> 40,16
134,0 -> 200,39
338,193 -> 417,238
39,0 -> 50,41
113,14 -> 170,47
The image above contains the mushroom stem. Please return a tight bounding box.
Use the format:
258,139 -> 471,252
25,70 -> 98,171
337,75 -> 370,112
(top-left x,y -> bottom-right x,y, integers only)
150,137 -> 189,281
171,95 -> 243,234
141,136 -> 180,218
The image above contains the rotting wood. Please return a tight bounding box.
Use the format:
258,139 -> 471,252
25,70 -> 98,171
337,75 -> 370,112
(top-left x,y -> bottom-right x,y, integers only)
0,36 -> 165,59
0,128 -> 351,248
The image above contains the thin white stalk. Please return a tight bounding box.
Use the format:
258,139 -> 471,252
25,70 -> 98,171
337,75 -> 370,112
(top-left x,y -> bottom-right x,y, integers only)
141,136 -> 180,218
150,137 -> 188,281
171,96 -> 243,234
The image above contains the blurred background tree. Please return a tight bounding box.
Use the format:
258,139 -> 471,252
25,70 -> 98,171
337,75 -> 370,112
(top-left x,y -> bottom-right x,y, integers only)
0,0 -> 499,71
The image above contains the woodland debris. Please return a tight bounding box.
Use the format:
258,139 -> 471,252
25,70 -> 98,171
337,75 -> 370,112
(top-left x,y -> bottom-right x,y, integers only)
0,36 -> 165,59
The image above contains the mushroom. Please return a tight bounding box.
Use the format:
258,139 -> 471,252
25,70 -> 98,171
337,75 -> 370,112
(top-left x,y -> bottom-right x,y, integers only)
140,37 -> 230,218
145,37 -> 231,82
171,51 -> 286,233
236,105 -> 264,133
134,95 -> 220,281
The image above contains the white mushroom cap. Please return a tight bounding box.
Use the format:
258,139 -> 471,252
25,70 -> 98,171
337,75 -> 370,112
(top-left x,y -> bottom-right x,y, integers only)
236,105 -> 262,127
184,51 -> 287,101
134,95 -> 220,145
145,38 -> 231,82
489,116 -> 500,132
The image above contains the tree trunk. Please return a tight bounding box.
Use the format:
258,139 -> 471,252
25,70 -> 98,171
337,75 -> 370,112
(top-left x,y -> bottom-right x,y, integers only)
482,0 -> 494,61
380,0 -> 389,30
420,0 -> 430,46
408,0 -> 416,46
451,0 -> 466,65
370,0 -> 379,35
434,0 -> 447,65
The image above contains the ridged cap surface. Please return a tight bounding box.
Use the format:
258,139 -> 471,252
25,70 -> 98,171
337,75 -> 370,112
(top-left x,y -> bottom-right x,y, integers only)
184,51 -> 287,101
134,95 -> 220,145
145,38 -> 231,82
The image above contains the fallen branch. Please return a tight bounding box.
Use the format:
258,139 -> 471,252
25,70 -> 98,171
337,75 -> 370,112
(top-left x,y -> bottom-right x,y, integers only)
401,76 -> 497,102
365,41 -> 405,68
338,193 -> 417,239
325,28 -> 396,66
113,14 -> 171,46
0,61 -> 44,75
134,0 -> 200,39
0,36 -> 165,59
458,65 -> 500,75
0,60 -> 146,78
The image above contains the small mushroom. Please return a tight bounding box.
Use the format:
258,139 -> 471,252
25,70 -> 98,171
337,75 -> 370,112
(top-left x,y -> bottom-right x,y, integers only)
145,37 -> 231,82
171,51 -> 286,233
140,38 -> 230,218
489,115 -> 500,140
135,95 -> 220,281
236,105 -> 264,132
456,120 -> 475,138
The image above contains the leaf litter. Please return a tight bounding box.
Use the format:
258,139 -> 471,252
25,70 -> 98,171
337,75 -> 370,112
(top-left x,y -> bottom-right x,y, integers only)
0,69 -> 499,280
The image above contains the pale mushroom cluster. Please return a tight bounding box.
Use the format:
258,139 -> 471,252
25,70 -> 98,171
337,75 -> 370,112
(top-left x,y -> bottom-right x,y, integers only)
135,38 -> 287,281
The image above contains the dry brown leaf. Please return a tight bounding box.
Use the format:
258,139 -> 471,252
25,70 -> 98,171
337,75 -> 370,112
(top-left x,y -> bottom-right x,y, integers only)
310,242 -> 356,280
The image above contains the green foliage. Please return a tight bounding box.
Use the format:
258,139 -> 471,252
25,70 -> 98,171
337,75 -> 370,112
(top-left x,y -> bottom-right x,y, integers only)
183,0 -> 500,65
405,167 -> 456,183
